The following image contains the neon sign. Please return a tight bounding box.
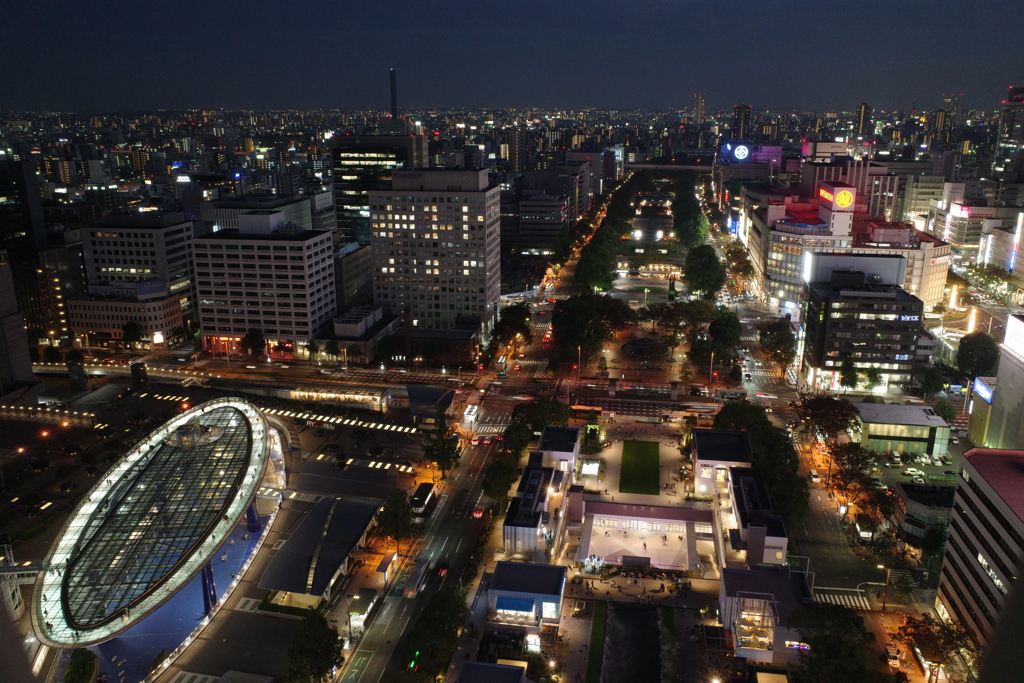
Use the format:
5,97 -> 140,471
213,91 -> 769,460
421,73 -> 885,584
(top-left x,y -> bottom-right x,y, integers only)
835,190 -> 854,208
819,188 -> 834,203
734,145 -> 750,160
974,378 -> 994,404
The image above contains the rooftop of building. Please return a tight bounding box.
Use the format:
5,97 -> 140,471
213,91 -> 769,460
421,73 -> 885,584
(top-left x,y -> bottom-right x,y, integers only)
893,482 -> 956,509
539,426 -> 580,453
215,194 -> 309,208
729,467 -> 787,538
721,565 -> 814,623
456,661 -> 526,683
193,228 -> 328,242
259,495 -> 381,596
808,281 -> 921,302
391,327 -> 480,341
490,561 -> 566,597
963,448 -> 1024,522
583,501 -> 715,523
693,429 -> 752,463
781,209 -> 826,227
853,403 -> 949,428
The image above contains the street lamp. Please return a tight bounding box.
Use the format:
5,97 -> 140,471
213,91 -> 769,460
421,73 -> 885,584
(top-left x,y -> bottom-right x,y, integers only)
709,351 -> 715,386
877,564 -> 892,612
40,431 -> 50,455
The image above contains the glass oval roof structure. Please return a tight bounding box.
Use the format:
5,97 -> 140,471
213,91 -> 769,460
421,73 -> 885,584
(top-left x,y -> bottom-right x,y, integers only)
32,398 -> 269,647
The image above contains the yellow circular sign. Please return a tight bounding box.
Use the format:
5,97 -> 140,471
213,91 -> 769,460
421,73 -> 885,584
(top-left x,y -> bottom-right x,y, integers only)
835,190 -> 854,208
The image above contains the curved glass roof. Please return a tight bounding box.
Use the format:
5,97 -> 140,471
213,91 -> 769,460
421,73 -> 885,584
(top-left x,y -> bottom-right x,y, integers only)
32,398 -> 269,647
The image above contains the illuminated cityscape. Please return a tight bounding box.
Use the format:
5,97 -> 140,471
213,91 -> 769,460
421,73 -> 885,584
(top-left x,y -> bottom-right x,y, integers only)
3,3 -> 1024,683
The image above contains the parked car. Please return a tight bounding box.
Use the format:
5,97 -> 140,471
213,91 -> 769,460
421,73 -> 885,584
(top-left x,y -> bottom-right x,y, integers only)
950,436 -> 960,444
913,476 -> 926,484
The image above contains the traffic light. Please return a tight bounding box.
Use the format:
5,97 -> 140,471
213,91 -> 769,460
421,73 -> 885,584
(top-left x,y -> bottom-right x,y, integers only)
408,651 -> 420,671
573,364 -> 578,369
713,372 -> 718,378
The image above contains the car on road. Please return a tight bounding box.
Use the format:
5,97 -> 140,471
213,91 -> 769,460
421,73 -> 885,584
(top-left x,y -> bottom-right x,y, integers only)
913,476 -> 926,484
950,436 -> 960,444
944,470 -> 958,476
902,468 -> 923,476
436,560 -> 449,577
513,365 -> 521,371
471,435 -> 481,446
483,436 -> 493,446
745,374 -> 752,381
472,507 -> 485,518
493,434 -> 504,441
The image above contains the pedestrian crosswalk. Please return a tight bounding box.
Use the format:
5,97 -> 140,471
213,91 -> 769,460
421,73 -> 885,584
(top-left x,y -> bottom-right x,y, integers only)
137,392 -> 190,402
172,673 -> 219,683
814,589 -> 871,610
534,359 -> 553,379
262,409 -> 419,434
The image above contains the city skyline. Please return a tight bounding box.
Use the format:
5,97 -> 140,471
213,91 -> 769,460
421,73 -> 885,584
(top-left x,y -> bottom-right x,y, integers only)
2,0 -> 1023,111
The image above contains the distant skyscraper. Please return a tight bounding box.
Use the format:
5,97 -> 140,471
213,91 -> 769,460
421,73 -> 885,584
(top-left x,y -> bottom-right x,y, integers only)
994,86 -> 1024,184
693,93 -> 705,123
506,128 -> 528,174
941,92 -> 963,122
732,104 -> 751,141
390,68 -> 398,118
855,103 -> 872,138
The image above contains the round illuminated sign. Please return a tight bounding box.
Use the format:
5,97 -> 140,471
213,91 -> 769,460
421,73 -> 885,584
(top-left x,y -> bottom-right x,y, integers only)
733,145 -> 750,160
835,190 -> 854,209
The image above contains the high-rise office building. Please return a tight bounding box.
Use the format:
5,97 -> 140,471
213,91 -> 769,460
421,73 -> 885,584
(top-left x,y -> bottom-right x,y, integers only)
801,254 -> 923,392
0,251 -> 33,391
192,212 -> 336,354
693,93 -> 705,123
732,104 -> 751,141
937,447 -> 1024,648
329,135 -> 429,245
80,212 -> 195,317
993,87 -> 1024,184
855,103 -> 872,138
369,169 -> 500,331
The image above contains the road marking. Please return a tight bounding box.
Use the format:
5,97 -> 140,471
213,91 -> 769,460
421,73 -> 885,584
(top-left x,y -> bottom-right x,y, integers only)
814,589 -> 871,610
340,650 -> 373,682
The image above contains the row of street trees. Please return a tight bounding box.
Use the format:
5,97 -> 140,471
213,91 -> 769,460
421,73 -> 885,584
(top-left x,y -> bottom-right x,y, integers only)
549,294 -> 638,365
482,399 -> 570,508
712,402 -> 809,527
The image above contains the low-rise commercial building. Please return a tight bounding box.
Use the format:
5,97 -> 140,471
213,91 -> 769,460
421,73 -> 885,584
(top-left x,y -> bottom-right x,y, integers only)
693,429 -> 752,495
487,561 -> 566,634
259,495 -> 381,609
852,402 -> 951,457
503,457 -> 563,557
727,467 -> 788,565
538,426 -> 580,475
892,482 -> 954,546
719,565 -> 815,666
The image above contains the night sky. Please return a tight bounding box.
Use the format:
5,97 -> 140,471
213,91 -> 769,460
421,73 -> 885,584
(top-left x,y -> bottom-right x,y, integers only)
3,0 -> 1023,112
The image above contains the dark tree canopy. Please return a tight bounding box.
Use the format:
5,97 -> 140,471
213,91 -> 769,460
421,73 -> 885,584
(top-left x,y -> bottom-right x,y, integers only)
798,395 -> 859,446
378,485 -> 414,556
242,328 -> 266,357
713,402 -> 808,526
933,398 -> 957,424
286,611 -> 343,683
839,358 -> 858,392
685,244 -> 726,297
957,331 -> 999,378
920,365 -> 945,396
422,414 -> 461,478
757,317 -> 797,373
787,603 -> 888,683
512,399 -> 570,434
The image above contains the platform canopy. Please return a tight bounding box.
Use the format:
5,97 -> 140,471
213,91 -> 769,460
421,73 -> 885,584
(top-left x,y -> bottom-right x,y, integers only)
32,398 -> 269,647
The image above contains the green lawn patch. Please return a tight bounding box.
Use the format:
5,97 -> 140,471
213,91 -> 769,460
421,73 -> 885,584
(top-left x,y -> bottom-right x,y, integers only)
619,440 -> 660,495
586,600 -> 608,683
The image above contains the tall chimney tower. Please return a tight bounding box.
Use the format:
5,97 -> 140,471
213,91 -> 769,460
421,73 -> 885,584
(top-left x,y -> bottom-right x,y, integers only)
389,68 -> 398,118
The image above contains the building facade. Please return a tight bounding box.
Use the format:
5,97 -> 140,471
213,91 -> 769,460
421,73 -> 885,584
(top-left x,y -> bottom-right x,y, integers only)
938,448 -> 1024,648
369,169 -> 501,331
802,267 -> 923,392
193,214 -> 335,354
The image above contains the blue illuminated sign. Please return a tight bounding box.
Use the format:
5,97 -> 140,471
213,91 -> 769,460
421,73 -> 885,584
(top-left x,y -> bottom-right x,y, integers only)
974,378 -> 994,404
